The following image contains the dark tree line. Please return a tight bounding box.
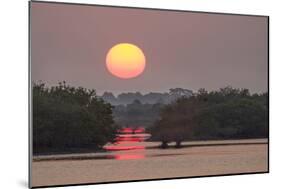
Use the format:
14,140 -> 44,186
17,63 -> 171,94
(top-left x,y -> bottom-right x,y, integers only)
113,100 -> 164,128
33,82 -> 268,153
33,82 -> 118,154
101,88 -> 193,105
148,87 -> 268,148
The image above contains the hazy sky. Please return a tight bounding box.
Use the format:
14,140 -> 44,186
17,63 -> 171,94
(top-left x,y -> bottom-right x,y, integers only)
31,2 -> 268,95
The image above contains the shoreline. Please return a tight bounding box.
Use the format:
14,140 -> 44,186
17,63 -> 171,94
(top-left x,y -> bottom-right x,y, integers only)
33,138 -> 268,162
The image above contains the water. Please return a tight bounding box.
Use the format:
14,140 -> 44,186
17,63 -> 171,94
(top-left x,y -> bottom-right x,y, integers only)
32,139 -> 268,187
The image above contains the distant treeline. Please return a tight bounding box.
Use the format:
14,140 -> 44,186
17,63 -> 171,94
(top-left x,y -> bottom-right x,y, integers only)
33,82 -> 118,155
148,87 -> 268,148
107,88 -> 193,127
113,100 -> 164,128
101,88 -> 193,105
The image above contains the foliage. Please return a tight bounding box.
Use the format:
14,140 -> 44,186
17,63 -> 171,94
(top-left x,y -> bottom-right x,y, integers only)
113,100 -> 164,127
103,88 -> 193,127
148,87 -> 268,147
33,82 -> 118,154
101,88 -> 193,105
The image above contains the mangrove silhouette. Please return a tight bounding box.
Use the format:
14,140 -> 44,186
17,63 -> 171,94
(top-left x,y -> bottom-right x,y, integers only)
149,87 -> 268,148
33,82 -> 268,154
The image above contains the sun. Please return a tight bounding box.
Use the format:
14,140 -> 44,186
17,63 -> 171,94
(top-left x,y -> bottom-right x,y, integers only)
106,43 -> 146,79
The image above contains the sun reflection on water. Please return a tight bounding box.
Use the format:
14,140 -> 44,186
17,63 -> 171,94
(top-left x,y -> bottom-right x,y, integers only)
103,127 -> 150,160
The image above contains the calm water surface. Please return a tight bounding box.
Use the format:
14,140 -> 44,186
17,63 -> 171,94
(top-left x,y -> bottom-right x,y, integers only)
32,139 -> 268,187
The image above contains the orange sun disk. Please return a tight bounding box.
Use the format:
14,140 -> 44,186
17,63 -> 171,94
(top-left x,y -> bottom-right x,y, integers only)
106,43 -> 146,79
